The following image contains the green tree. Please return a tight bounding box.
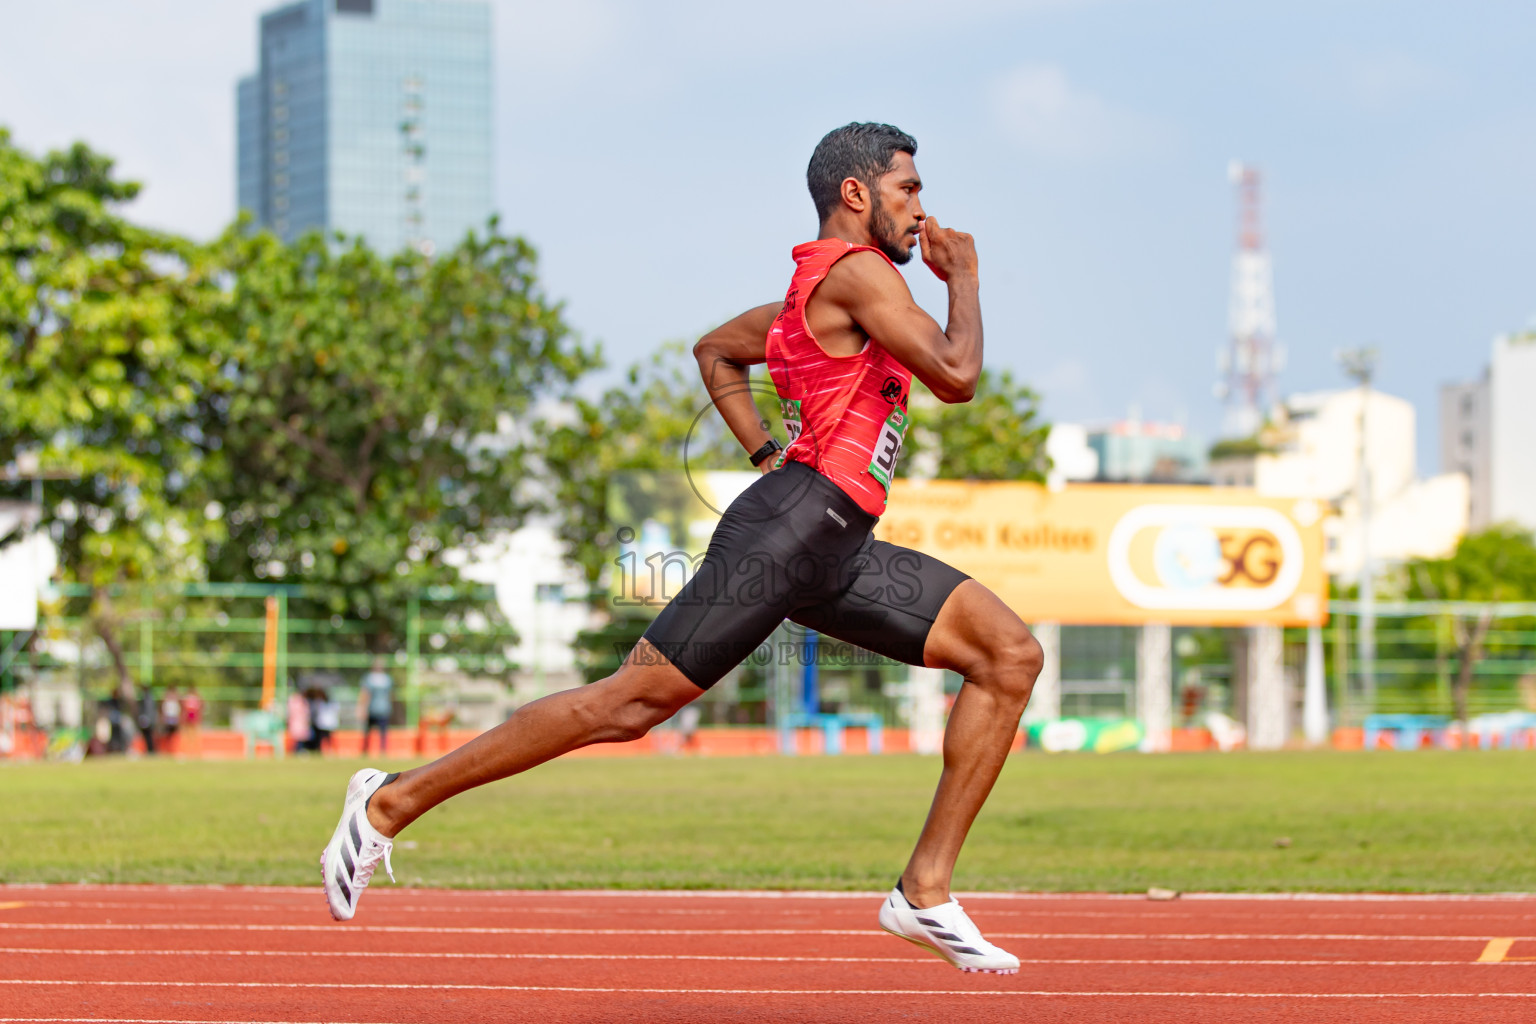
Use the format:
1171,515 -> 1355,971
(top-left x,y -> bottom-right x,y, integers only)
0,129 -> 223,689
541,340 -> 751,593
898,368 -> 1050,481
1405,525 -> 1536,723
195,220 -> 598,654
541,341 -> 759,680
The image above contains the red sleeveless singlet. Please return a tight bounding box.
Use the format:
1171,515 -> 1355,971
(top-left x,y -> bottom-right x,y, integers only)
764,239 -> 913,517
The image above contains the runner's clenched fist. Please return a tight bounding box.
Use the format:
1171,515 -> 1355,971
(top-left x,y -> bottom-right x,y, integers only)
919,216 -> 977,282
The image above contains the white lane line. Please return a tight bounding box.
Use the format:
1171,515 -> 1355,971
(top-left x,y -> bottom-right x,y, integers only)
5,885 -> 1534,902
13,901 -> 1536,928
0,947 -> 914,964
1179,892 -> 1536,903
0,901 -> 734,917
0,948 -> 1523,967
2,980 -> 1535,998
983,914 -> 1536,927
15,900 -> 1536,925
0,922 -> 1521,941
0,885 -> 326,896
0,1019 -> 390,1024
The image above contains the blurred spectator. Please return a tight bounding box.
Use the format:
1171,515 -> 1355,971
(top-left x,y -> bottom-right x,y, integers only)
359,656 -> 394,757
309,685 -> 339,755
297,686 -> 321,752
89,709 -> 110,757
136,686 -> 159,755
0,693 -> 14,758
288,688 -> 313,754
1179,681 -> 1205,726
161,686 -> 181,754
677,703 -> 701,753
181,686 -> 204,759
106,682 -> 131,753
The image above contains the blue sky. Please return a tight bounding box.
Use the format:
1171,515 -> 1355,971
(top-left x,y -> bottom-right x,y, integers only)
4,1 -> 1532,473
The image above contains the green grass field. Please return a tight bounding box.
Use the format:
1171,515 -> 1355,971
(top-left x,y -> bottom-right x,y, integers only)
3,751 -> 1534,892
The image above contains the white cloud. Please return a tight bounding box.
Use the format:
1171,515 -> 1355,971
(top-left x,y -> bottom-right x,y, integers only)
1291,49 -> 1448,115
991,63 -> 1170,160
1339,52 -> 1446,111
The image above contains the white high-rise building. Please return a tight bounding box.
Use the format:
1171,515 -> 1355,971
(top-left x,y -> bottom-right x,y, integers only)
1440,372 -> 1492,530
1211,388 -> 1468,578
237,0 -> 493,254
1043,424 -> 1099,489
1490,329 -> 1536,531
1441,326 -> 1536,534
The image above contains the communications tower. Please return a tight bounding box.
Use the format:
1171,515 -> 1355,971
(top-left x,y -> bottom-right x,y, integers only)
1215,162 -> 1283,437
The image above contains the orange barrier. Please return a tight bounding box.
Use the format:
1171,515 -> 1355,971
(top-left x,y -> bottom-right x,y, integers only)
414,711 -> 455,756
33,722 -> 1460,760
1328,724 -> 1536,752
0,696 -> 46,761
72,726 -> 920,760
1331,727 -> 1364,750
1169,728 -> 1215,752
2,727 -> 48,760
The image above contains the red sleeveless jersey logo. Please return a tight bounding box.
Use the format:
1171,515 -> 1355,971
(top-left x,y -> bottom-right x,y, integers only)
765,240 -> 914,517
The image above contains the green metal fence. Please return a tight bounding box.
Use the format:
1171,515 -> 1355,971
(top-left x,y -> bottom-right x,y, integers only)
3,591 -> 1534,738
1327,601 -> 1536,723
1,582 -> 519,730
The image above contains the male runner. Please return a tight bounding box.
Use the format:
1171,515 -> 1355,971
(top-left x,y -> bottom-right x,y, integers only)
322,122 -> 1043,975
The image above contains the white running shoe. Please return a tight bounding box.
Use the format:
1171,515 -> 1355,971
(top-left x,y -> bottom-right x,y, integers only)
877,884 -> 1020,974
320,768 -> 397,921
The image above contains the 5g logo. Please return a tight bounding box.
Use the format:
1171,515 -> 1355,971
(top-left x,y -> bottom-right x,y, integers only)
1220,534 -> 1280,585
1106,505 -> 1304,612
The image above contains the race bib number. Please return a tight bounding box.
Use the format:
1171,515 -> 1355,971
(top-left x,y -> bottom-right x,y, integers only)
779,398 -> 802,444
868,406 -> 909,491
775,398 -> 802,469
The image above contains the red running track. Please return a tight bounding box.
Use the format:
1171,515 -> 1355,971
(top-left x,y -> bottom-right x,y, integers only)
1,885 -> 1533,1023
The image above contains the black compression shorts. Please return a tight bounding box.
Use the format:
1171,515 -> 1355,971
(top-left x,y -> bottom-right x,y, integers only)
641,460 -> 971,689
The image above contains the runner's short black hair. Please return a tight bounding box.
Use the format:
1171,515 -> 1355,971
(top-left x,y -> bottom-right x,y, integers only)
807,123 -> 917,223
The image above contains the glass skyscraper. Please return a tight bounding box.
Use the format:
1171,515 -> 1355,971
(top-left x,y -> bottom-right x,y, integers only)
237,0 -> 492,255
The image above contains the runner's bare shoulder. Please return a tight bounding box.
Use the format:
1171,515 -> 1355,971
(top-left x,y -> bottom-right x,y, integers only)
819,249 -> 913,308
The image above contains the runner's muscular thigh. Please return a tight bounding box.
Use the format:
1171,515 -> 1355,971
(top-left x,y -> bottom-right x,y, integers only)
921,579 -> 1036,681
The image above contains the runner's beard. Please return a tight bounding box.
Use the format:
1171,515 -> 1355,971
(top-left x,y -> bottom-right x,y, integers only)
869,192 -> 914,265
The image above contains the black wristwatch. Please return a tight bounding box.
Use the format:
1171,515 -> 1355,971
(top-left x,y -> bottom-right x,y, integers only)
749,438 -> 784,467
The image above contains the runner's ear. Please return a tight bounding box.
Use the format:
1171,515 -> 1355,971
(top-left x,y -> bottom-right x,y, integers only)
840,177 -> 868,214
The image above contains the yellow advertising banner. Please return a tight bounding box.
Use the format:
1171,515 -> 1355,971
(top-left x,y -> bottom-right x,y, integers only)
874,481 -> 1328,627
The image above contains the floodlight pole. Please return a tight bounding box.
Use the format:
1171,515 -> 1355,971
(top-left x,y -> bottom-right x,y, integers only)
1338,348 -> 1378,719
